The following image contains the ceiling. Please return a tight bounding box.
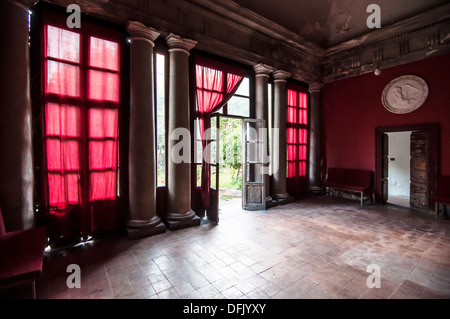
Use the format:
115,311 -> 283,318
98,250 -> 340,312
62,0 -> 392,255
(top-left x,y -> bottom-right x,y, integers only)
233,0 -> 448,48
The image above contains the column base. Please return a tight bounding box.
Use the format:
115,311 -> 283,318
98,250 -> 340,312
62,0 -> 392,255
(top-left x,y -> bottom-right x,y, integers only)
126,217 -> 166,240
308,186 -> 323,196
273,193 -> 295,205
164,210 -> 201,230
265,197 -> 278,208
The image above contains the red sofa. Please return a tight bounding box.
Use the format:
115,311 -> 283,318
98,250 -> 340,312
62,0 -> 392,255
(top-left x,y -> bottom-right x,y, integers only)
435,176 -> 450,218
0,209 -> 46,298
324,167 -> 374,206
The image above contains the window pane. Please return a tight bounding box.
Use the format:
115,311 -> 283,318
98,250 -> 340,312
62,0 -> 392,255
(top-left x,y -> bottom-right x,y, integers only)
89,141 -> 117,170
46,139 -> 80,171
210,117 -> 217,140
299,161 -> 306,177
90,171 -> 116,201
88,70 -> 120,102
299,108 -> 307,125
287,89 -> 297,106
299,92 -> 308,109
89,37 -> 119,71
234,77 -> 249,96
46,25 -> 80,63
45,104 -> 80,137
299,129 -> 307,145
287,106 -> 297,123
156,54 -> 165,186
89,108 -> 118,139
227,95 -> 249,117
196,140 -> 203,164
48,173 -> 79,206
46,60 -> 80,96
287,127 -> 297,144
196,164 -> 202,187
287,145 -> 297,161
196,65 -> 223,92
299,145 -> 307,161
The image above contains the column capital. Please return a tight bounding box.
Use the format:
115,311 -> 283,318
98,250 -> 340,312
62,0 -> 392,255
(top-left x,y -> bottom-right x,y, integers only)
273,70 -> 291,82
126,21 -> 160,46
165,33 -> 197,55
253,63 -> 274,78
309,82 -> 324,93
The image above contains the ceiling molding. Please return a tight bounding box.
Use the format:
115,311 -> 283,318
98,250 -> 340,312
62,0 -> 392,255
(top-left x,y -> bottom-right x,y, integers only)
326,3 -> 450,56
33,0 -> 450,84
322,3 -> 450,82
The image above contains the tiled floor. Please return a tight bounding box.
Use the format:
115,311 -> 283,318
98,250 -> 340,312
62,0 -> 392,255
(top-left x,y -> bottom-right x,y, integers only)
33,196 -> 450,299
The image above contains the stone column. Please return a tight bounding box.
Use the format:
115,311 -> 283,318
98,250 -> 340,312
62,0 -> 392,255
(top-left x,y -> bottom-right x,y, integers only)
272,70 -> 293,204
253,63 -> 275,206
0,0 -> 34,231
165,33 -> 200,230
308,82 -> 324,195
126,21 -> 165,239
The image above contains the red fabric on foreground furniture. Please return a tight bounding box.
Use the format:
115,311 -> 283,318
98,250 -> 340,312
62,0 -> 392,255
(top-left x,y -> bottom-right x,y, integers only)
435,176 -> 450,219
0,209 -> 46,298
324,167 -> 374,206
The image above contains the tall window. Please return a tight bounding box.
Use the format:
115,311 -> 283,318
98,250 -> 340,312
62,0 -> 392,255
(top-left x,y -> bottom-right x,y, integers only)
287,86 -> 308,194
155,53 -> 166,186
41,15 -> 122,239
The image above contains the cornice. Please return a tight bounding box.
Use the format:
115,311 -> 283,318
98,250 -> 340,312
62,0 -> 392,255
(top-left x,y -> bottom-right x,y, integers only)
33,0 -> 450,84
183,0 -> 326,58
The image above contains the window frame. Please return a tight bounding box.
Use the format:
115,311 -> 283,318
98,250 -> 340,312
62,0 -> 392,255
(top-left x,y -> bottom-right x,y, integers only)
286,81 -> 309,195
30,2 -> 128,221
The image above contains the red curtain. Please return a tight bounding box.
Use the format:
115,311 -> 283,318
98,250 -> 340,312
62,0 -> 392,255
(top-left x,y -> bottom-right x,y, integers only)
286,87 -> 308,194
195,65 -> 243,207
43,23 -> 121,240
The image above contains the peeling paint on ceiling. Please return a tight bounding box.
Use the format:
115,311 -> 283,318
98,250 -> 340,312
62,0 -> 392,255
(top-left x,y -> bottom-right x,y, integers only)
233,0 -> 449,48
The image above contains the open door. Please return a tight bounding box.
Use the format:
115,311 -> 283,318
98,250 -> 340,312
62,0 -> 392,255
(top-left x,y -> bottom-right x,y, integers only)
410,131 -> 429,211
375,124 -> 439,210
242,119 -> 266,210
381,133 -> 389,204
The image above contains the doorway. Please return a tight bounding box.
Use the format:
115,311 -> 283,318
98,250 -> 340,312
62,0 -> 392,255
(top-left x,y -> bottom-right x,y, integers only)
217,116 -> 243,210
375,123 -> 440,212
386,131 -> 412,207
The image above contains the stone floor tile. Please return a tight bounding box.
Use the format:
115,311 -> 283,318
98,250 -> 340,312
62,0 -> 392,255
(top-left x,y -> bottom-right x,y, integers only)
30,196 -> 450,300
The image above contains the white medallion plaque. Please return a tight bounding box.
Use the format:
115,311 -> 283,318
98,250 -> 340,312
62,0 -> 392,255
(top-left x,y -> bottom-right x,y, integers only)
381,75 -> 429,114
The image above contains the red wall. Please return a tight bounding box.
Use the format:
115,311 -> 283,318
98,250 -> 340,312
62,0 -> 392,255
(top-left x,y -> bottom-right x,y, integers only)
322,53 -> 450,176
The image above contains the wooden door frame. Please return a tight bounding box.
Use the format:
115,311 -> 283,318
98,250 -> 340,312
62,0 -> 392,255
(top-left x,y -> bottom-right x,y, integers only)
375,123 -> 440,209
242,118 -> 266,211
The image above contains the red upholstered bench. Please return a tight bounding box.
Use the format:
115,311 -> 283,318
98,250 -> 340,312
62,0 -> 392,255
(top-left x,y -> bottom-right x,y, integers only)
324,168 -> 374,206
0,208 -> 46,298
435,176 -> 450,219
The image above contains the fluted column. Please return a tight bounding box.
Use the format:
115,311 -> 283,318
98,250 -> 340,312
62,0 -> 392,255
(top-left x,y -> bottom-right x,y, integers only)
126,21 -> 165,239
0,0 -> 34,231
272,70 -> 293,204
165,33 -> 200,230
308,82 -> 324,195
253,63 -> 275,206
